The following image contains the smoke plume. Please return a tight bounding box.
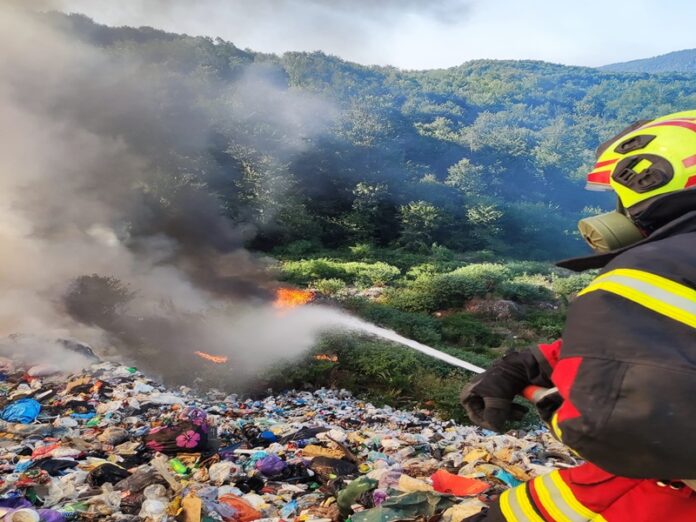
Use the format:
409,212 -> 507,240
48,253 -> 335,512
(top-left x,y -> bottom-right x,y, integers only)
0,5 -> 341,385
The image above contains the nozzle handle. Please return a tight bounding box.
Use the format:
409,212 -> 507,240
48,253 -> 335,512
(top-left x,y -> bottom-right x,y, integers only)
522,385 -> 559,404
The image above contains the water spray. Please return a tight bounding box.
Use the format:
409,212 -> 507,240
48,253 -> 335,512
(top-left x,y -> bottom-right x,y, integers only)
335,315 -> 555,403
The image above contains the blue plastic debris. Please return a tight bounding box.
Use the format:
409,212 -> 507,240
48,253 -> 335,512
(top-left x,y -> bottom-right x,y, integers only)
0,398 -> 41,424
494,469 -> 522,488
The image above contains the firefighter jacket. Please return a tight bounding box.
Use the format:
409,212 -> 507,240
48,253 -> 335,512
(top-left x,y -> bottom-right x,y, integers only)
470,462 -> 696,522
543,211 -> 696,479
465,213 -> 696,521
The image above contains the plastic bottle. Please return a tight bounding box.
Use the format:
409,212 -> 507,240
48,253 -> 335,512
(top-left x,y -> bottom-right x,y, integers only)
169,458 -> 188,475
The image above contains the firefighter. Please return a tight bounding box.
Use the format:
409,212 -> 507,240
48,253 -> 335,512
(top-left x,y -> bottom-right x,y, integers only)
460,110 -> 696,521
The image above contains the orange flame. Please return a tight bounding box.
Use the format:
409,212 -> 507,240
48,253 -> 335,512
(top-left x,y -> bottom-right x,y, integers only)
273,288 -> 315,309
313,354 -> 338,362
194,351 -> 229,364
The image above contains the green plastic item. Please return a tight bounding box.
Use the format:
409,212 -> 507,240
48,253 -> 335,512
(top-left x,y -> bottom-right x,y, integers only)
170,458 -> 188,475
126,367 -> 138,373
337,476 -> 378,516
86,416 -> 101,427
350,491 -> 457,522
63,502 -> 89,512
25,488 -> 39,504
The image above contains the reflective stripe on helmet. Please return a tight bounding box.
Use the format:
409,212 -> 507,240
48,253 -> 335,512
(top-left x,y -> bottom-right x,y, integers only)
588,110 -> 696,210
578,268 -> 696,329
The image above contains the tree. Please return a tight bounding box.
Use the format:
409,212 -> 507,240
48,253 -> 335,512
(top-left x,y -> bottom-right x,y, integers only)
445,158 -> 485,197
398,201 -> 441,251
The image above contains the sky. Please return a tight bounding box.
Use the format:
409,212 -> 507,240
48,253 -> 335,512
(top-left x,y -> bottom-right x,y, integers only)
34,0 -> 696,69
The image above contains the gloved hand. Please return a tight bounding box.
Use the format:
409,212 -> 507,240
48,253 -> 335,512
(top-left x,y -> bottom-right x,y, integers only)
461,350 -> 546,432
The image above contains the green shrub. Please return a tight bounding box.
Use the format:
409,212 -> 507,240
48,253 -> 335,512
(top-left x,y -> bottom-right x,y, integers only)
440,313 -> 502,347
524,310 -> 566,339
505,260 -> 554,277
448,263 -> 510,291
405,263 -> 437,280
343,261 -> 401,286
280,259 -> 400,286
386,263 -> 509,312
552,272 -> 595,297
499,274 -> 554,303
384,286 -> 436,313
280,259 -> 346,284
426,263 -> 510,309
349,243 -> 373,259
431,243 -> 455,261
313,278 -> 346,296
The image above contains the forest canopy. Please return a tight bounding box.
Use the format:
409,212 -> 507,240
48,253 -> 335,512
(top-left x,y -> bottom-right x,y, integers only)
42,12 -> 696,260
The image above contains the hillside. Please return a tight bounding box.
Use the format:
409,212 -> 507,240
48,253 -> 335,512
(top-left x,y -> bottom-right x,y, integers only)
34,13 -> 696,262
602,48 -> 696,73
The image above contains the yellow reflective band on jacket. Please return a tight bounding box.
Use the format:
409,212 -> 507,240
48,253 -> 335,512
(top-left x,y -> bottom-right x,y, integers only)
550,412 -> 563,440
499,471 -> 600,522
577,268 -> 696,329
500,485 -> 545,522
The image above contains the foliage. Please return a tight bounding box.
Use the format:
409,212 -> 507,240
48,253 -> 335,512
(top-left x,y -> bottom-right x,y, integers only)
312,278 -> 346,296
280,259 -> 400,287
552,272 -> 596,297
499,274 -> 554,303
523,311 -> 566,340
398,201 -> 442,252
439,313 -> 502,348
45,13 -> 696,261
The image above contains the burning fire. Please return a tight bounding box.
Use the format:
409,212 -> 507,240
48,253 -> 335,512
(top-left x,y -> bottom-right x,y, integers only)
194,351 -> 229,364
273,288 -> 315,309
313,354 -> 338,362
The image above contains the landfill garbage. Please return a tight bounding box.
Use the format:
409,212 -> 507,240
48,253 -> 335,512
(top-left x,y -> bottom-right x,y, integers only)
0,358 -> 577,521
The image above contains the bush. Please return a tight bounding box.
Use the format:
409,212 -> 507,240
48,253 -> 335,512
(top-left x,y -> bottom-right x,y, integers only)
447,263 -> 510,292
349,243 -> 373,259
344,261 -> 401,286
552,272 -> 595,297
439,313 -> 502,348
499,274 -> 554,303
386,263 -> 510,313
280,259 -> 400,286
504,260 -> 554,277
384,286 -> 436,313
313,278 -> 346,296
524,311 -> 566,339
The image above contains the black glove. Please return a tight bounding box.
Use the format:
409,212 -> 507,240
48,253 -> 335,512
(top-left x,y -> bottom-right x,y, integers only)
461,350 -> 549,432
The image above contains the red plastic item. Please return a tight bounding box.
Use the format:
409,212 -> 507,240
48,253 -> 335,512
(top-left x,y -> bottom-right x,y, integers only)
431,469 -> 490,496
219,495 -> 262,522
31,443 -> 61,459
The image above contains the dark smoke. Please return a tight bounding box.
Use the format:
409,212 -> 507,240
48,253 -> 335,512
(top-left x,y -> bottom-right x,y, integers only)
0,5 -> 340,384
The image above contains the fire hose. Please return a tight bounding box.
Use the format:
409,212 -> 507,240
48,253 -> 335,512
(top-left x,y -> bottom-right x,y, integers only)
414,345 -> 557,404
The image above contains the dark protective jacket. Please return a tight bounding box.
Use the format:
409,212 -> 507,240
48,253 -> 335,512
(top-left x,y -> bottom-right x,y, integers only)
544,212 -> 696,479
465,213 -> 696,521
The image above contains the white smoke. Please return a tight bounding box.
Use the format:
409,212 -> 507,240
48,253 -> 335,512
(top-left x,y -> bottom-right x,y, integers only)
0,5 -> 343,381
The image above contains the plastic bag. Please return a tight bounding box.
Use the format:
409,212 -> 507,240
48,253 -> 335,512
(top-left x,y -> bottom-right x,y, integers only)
430,469 -> 490,497
1,399 -> 41,424
138,484 -> 168,521
219,495 -> 262,522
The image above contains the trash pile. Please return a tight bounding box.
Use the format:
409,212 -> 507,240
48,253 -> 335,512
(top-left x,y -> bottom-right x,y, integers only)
0,358 -> 578,521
